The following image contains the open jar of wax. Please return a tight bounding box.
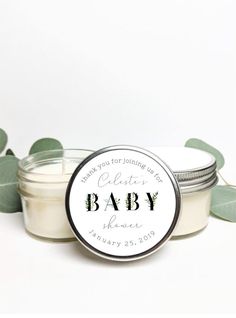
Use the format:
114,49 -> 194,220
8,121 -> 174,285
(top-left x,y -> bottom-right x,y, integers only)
18,149 -> 93,241
149,147 -> 218,236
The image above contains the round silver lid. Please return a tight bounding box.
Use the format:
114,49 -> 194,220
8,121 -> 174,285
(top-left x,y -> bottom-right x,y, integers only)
66,145 -> 181,261
148,147 -> 218,194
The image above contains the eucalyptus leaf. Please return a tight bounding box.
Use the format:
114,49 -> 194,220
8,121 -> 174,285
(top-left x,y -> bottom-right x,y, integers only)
0,128 -> 8,154
29,138 -> 63,155
211,185 -> 236,222
5,148 -> 15,156
0,156 -> 22,213
185,138 -> 225,170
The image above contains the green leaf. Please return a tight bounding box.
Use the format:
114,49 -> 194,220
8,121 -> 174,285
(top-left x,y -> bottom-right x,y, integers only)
29,138 -> 63,155
0,156 -> 22,213
0,128 -> 8,154
5,148 -> 15,156
211,185 -> 236,222
185,138 -> 225,170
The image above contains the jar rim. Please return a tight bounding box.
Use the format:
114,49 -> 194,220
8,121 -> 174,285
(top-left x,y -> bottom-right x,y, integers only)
179,173 -> 218,194
18,148 -> 94,182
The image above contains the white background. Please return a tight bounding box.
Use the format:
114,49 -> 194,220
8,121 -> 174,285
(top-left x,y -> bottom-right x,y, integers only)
0,0 -> 236,316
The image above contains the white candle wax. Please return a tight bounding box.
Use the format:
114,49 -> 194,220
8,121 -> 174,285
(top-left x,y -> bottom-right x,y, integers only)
21,162 -> 78,240
18,149 -> 93,241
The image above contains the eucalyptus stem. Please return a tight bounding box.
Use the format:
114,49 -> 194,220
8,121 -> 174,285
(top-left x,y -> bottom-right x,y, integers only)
217,170 -> 236,188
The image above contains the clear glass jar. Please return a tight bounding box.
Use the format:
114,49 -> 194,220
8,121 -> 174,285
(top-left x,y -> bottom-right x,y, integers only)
18,149 -> 93,241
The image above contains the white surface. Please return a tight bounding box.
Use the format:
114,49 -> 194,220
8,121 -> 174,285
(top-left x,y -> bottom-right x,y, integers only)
0,212 -> 236,314
0,0 -> 236,315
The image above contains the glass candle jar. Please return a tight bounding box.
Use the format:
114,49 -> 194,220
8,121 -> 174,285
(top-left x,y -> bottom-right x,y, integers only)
18,149 -> 93,241
149,147 -> 218,236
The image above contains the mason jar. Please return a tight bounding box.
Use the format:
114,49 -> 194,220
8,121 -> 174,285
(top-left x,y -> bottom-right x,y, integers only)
149,147 -> 218,236
18,149 -> 93,241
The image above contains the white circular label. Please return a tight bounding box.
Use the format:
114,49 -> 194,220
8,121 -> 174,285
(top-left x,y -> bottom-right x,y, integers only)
66,146 -> 181,261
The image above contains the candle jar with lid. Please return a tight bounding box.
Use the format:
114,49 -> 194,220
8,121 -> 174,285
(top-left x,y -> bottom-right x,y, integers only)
18,149 -> 93,241
149,147 -> 218,236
